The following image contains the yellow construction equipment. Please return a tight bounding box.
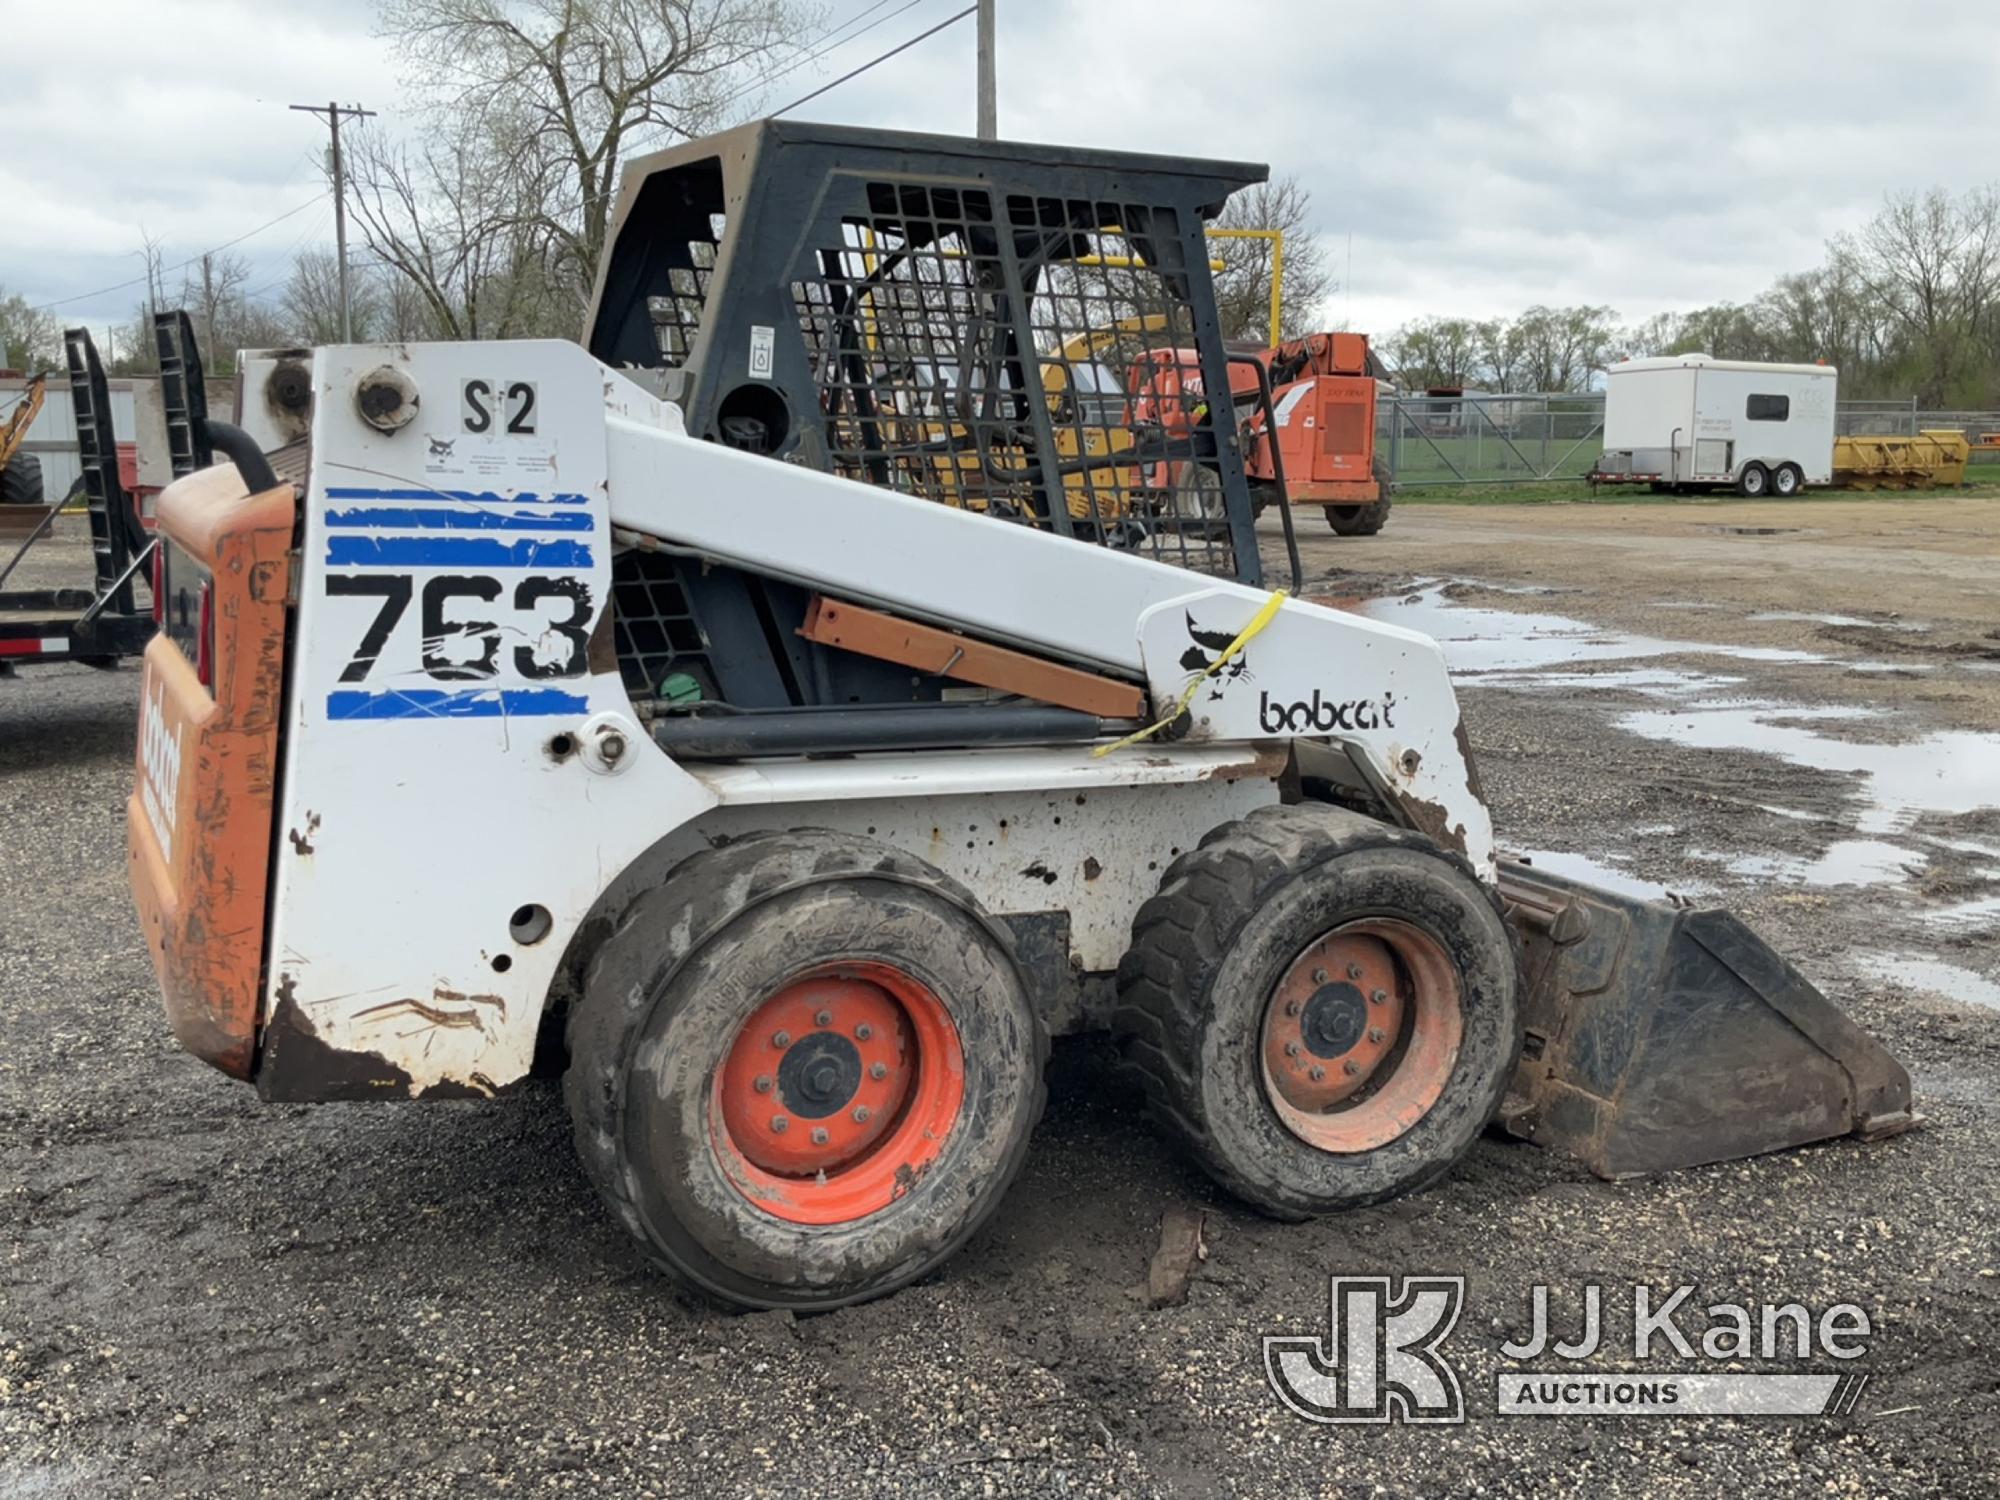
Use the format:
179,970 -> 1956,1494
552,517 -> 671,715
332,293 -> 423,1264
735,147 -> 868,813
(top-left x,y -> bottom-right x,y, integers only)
1832,429 -> 1970,490
0,373 -> 47,507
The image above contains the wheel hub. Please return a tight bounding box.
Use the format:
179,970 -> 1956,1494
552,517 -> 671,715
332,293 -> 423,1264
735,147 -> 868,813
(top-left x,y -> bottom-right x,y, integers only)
1262,933 -> 1407,1112
778,1032 -> 863,1118
719,976 -> 914,1176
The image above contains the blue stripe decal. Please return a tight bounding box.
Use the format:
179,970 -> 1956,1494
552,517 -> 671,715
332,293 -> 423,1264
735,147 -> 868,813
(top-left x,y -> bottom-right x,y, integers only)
326,687 -> 589,719
325,506 -> 595,532
323,486 -> 590,506
327,536 -> 594,568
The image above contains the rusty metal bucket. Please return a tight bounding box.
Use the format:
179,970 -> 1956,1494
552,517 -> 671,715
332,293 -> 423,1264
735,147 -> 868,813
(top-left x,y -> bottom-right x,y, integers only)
1497,859 -> 1915,1179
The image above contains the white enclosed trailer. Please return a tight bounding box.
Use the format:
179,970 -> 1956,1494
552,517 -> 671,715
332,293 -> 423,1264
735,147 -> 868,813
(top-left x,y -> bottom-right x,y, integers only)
1592,355 -> 1837,497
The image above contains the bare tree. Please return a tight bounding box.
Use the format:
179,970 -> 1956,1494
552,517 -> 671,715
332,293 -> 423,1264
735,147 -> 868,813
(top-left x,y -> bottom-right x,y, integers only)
1382,316 -> 1485,390
345,120 -> 563,340
0,287 -> 59,371
1854,187 -> 2000,404
1474,318 -> 1522,392
1508,305 -> 1620,392
1209,176 -> 1333,344
375,0 -> 815,316
182,251 -> 255,369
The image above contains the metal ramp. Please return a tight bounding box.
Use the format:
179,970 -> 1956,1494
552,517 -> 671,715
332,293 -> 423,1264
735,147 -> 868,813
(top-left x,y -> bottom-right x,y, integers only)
63,326 -> 141,616
152,310 -> 214,481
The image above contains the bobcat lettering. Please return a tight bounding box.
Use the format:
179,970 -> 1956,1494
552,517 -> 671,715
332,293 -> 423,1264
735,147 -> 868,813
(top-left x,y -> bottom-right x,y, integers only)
1258,689 -> 1396,735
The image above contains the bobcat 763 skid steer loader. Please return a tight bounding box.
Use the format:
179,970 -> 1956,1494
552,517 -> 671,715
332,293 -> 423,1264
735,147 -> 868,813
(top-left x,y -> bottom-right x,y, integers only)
127,124 -> 1912,1310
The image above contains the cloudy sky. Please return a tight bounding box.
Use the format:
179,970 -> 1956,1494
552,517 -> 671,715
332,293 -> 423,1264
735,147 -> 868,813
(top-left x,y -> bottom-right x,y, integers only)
6,0 -> 1999,340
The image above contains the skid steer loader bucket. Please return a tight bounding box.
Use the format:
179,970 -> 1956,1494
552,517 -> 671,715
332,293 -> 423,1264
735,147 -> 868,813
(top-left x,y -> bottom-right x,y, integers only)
1497,860 -> 1915,1179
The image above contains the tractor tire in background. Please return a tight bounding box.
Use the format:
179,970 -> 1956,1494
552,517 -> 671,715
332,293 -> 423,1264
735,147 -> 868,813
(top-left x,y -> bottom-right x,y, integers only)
0,453 -> 44,506
1113,803 -> 1519,1219
565,829 -> 1047,1311
1324,498 -> 1391,536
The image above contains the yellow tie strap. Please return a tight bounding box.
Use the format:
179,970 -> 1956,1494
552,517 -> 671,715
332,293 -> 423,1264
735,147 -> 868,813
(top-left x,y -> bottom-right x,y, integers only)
1093,589 -> 1289,757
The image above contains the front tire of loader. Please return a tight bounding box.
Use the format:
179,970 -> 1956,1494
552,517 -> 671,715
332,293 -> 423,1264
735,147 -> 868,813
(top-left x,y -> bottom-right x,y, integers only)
1324,499 -> 1391,536
0,453 -> 44,506
565,830 -> 1047,1311
1113,804 -> 1519,1219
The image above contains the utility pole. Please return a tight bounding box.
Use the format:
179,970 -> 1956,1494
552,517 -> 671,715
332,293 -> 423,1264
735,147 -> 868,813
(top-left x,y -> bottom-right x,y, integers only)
290,101 -> 377,342
976,0 -> 996,140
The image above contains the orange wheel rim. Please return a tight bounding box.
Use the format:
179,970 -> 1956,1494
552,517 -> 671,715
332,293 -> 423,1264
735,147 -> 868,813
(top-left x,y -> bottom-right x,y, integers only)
710,962 -> 964,1226
1258,920 -> 1462,1153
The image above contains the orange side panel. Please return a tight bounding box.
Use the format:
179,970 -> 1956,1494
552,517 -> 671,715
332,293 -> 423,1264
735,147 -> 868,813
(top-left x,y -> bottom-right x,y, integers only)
799,596 -> 1146,721
1325,332 -> 1370,376
128,467 -> 295,1079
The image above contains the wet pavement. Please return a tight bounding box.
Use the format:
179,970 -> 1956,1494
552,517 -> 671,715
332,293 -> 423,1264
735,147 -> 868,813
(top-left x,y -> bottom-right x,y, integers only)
4,507 -> 1999,1498
1338,579 -> 2000,1004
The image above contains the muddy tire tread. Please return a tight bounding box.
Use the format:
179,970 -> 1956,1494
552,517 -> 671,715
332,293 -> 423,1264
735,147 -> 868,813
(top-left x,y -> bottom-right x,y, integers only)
565,829 -> 1049,1310
1113,804 -> 1514,1217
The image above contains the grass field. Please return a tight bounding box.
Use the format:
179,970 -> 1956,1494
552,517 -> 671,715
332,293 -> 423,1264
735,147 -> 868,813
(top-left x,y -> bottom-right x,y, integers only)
1389,472 -> 2000,506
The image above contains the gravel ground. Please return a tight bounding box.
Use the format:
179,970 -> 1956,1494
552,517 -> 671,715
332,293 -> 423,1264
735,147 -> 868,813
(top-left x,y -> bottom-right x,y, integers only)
3,503 -> 1997,1498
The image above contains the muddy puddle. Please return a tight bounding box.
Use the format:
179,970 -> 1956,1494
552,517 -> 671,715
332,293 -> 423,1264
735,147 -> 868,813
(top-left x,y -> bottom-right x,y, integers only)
1350,584 -> 1824,684
1506,848 -> 1709,902
1854,953 -> 2000,1012
1347,582 -> 2000,952
1617,705 -> 2000,836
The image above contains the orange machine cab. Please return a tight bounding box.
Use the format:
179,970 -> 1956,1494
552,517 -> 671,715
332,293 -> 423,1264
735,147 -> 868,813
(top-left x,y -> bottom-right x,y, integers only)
1247,332 -> 1383,504
128,464 -> 296,1078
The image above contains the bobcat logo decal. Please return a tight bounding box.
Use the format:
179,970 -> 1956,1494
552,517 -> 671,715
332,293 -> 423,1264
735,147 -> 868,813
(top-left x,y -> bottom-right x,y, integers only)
1179,610 -> 1252,700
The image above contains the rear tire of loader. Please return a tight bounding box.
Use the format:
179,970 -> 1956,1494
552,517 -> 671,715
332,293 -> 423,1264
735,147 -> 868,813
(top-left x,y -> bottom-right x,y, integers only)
565,830 -> 1047,1311
0,452 -> 44,506
1324,499 -> 1391,536
1113,804 -> 1518,1219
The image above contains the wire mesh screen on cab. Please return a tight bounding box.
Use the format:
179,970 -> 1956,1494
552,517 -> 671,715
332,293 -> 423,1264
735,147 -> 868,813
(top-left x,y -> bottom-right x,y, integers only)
784,183 -> 1249,580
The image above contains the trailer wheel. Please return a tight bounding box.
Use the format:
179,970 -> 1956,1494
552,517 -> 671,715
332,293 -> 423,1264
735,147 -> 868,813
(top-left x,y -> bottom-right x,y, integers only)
0,453 -> 44,507
1324,499 -> 1391,537
1114,804 -> 1518,1219
566,830 -> 1047,1310
1771,463 -> 1803,498
1737,463 -> 1770,498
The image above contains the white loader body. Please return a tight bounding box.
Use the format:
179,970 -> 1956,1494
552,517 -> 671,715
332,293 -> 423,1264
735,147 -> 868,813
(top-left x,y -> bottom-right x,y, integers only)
228,341 -> 1487,1096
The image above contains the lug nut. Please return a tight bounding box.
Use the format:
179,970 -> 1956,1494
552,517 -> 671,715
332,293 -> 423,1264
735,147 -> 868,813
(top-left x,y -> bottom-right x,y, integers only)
810,1127 -> 830,1146
754,1074 -> 773,1093
869,1062 -> 888,1080
1284,1000 -> 1301,1017
1370,989 -> 1388,1006
1312,967 -> 1328,984
815,1009 -> 833,1028
1367,1028 -> 1386,1044
1283,1041 -> 1300,1057
1308,1065 -> 1325,1082
772,1029 -> 791,1048
1347,962 -> 1364,980
770,1115 -> 789,1133
852,1106 -> 871,1124
855,1022 -> 873,1040
1343,1059 -> 1361,1076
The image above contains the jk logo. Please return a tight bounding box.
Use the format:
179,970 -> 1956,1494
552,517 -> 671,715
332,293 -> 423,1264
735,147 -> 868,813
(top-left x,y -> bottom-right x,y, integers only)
1264,1276 -> 1466,1424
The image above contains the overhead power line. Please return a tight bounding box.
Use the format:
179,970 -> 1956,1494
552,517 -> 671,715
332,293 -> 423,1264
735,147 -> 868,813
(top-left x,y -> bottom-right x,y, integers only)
29,196 -> 325,314
774,4 -> 977,117
711,0 -> 932,117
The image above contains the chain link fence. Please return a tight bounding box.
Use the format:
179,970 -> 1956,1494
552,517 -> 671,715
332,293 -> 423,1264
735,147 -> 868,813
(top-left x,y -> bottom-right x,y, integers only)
1378,394 -> 1604,487
1379,393 -> 2000,486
